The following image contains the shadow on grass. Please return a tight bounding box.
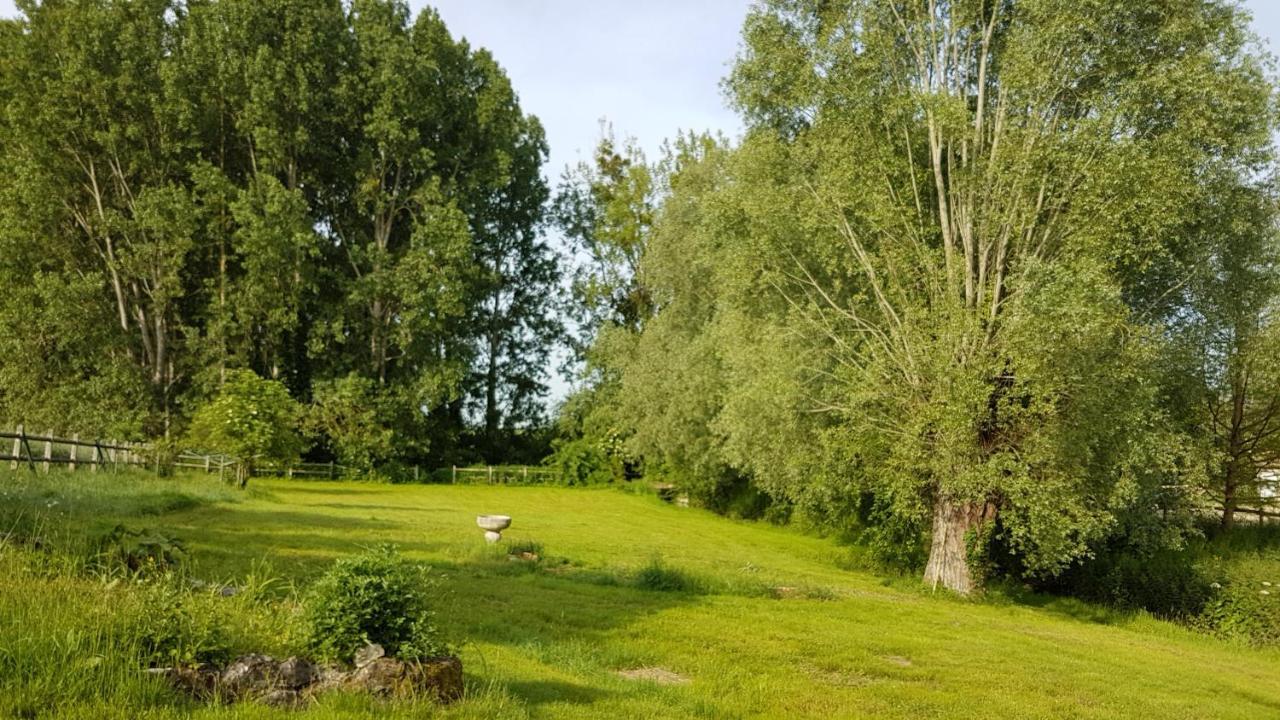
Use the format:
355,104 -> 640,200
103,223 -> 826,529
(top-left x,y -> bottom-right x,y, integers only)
504,679 -> 613,706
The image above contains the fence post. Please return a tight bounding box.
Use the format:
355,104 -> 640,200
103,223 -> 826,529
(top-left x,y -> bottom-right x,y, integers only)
91,441 -> 100,474
523,466 -> 528,483
287,464 -> 294,479
414,465 -> 420,483
204,454 -> 211,473
451,465 -> 457,483
42,430 -> 52,473
218,457 -> 225,483
108,440 -> 117,473
488,465 -> 493,484
10,424 -> 21,471
69,433 -> 78,472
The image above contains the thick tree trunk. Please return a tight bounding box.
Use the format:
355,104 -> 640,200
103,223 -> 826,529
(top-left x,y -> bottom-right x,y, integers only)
923,497 -> 994,595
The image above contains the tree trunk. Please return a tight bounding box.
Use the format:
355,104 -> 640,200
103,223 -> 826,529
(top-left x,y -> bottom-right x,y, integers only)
923,497 -> 994,595
1221,477 -> 1237,532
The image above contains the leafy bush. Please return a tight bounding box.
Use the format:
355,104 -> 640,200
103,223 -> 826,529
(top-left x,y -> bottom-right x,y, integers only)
302,546 -> 446,663
187,369 -> 304,487
134,581 -> 233,667
306,374 -> 395,472
1195,563 -> 1280,644
545,437 -> 619,485
96,525 -> 187,576
1050,549 -> 1212,619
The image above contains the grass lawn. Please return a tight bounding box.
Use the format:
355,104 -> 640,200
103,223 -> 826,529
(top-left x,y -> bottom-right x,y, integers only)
3,473 -> 1280,718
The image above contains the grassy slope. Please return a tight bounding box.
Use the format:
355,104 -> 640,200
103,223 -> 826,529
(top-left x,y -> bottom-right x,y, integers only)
4,474 -> 1280,718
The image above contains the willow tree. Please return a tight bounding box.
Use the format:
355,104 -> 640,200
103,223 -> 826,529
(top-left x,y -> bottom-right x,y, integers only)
726,0 -> 1274,592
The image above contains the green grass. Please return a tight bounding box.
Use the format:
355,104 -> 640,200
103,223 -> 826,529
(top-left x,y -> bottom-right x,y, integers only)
3,471 -> 1280,718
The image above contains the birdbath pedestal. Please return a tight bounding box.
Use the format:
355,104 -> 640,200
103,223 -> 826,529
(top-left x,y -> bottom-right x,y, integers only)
477,514 -> 512,543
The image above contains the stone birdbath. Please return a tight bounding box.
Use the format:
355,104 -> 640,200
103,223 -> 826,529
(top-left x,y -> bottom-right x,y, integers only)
476,514 -> 511,543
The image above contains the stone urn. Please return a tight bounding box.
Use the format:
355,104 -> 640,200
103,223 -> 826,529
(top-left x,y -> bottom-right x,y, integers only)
476,514 -> 511,543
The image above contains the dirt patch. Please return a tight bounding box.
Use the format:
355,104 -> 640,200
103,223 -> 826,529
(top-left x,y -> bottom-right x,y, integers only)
882,655 -> 913,667
615,667 -> 690,685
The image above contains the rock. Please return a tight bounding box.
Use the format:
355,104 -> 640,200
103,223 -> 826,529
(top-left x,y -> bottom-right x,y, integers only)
353,643 -> 385,668
348,657 -> 407,696
277,656 -> 315,690
219,585 -> 239,597
220,654 -> 279,698
411,656 -> 464,702
345,656 -> 463,702
260,688 -> 300,707
306,665 -> 350,695
147,665 -> 218,698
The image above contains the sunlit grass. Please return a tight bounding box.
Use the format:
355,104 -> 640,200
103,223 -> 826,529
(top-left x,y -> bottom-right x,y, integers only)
2,471 -> 1280,718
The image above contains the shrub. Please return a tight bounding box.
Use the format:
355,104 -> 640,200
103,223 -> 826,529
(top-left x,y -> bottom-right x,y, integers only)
1196,569 -> 1280,645
305,374 -> 396,472
1051,549 -> 1212,619
302,546 -> 445,663
187,369 -> 304,487
545,437 -> 619,485
96,525 -> 187,576
134,581 -> 233,667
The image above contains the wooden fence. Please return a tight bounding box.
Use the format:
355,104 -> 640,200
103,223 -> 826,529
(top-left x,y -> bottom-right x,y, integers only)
448,465 -> 560,485
0,424 -> 151,473
0,425 -> 559,485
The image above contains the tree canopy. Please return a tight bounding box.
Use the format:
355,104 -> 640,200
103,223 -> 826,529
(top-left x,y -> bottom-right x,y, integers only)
557,0 -> 1280,593
0,0 -> 559,466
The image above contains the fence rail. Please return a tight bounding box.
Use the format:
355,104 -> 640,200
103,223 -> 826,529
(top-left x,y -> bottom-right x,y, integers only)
448,465 -> 559,484
0,425 -> 151,473
0,425 -> 559,486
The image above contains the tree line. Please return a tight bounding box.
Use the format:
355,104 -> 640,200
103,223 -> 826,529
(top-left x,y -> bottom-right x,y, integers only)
554,0 -> 1280,594
0,0 -> 559,467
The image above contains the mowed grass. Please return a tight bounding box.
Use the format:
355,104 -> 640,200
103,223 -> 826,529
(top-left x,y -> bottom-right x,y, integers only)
3,473 -> 1280,719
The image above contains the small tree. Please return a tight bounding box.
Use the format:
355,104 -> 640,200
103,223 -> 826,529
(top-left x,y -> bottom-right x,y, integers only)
306,374 -> 396,472
187,369 -> 303,487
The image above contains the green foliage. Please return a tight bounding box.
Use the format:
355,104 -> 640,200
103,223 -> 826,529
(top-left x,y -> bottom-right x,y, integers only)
1197,570 -> 1280,644
302,545 -> 446,663
556,0 -> 1278,596
186,369 -> 303,483
0,0 -> 555,460
133,580 -> 234,668
307,374 -> 395,471
545,437 -> 621,485
1054,550 -> 1212,621
95,525 -> 187,576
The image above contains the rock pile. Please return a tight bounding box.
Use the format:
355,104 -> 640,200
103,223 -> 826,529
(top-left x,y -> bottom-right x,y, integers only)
148,644 -> 462,707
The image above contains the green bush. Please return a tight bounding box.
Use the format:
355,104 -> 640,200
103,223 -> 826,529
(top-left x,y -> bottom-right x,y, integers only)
96,525 -> 187,576
1052,549 -> 1211,619
302,546 -> 446,663
187,369 -> 304,487
545,437 -> 621,485
133,581 -> 233,667
1196,569 -> 1280,644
